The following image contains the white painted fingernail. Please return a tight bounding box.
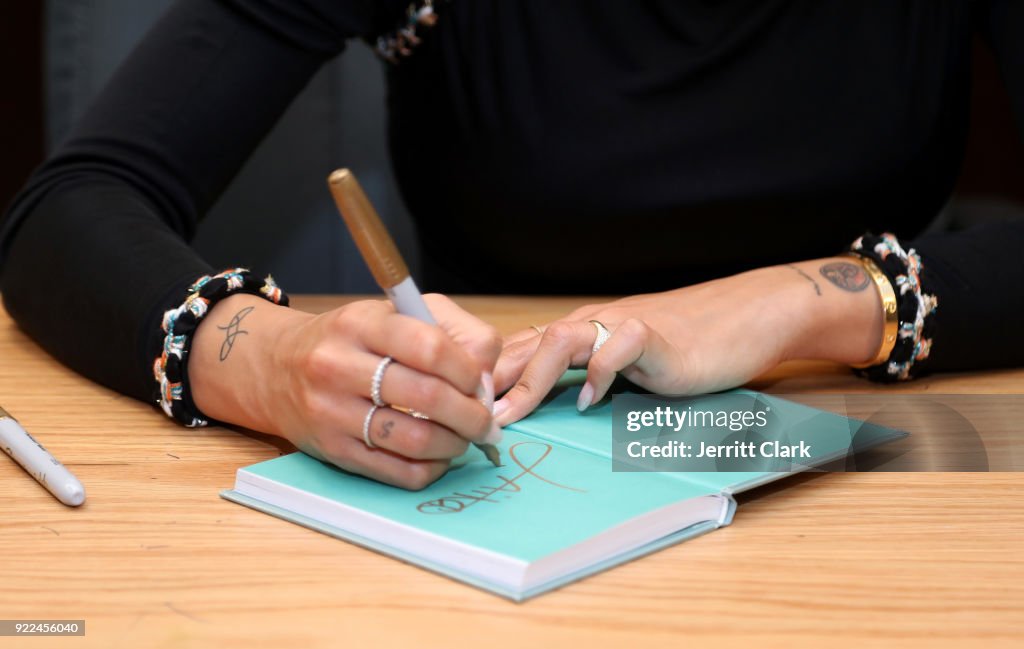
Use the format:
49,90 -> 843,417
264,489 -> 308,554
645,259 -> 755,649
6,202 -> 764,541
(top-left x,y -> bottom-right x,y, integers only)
492,398 -> 510,419
482,421 -> 504,445
480,372 -> 495,411
577,383 -> 595,412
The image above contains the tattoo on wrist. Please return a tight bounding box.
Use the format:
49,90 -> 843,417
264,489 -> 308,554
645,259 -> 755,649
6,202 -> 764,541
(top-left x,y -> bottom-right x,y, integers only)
217,306 -> 255,361
819,262 -> 870,292
786,264 -> 822,296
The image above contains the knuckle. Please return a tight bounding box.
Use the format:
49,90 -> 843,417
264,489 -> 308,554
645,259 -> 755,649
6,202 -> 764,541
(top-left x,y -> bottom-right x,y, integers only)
318,431 -> 354,466
618,318 -> 648,339
480,325 -> 503,361
298,391 -> 330,423
401,462 -> 438,491
401,420 -> 434,458
505,340 -> 533,362
414,329 -> 446,368
300,345 -> 335,382
543,321 -> 577,347
411,376 -> 445,406
329,308 -> 357,333
511,379 -> 535,398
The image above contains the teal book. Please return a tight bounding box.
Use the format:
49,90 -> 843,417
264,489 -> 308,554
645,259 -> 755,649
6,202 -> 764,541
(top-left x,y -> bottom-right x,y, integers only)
222,386 -> 902,600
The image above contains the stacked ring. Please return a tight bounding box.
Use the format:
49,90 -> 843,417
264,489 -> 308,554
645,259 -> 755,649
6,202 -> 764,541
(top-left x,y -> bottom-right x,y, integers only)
371,356 -> 393,407
363,405 -> 379,448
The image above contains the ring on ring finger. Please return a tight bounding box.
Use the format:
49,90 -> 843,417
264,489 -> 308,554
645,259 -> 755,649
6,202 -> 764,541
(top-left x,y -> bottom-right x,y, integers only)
362,404 -> 379,448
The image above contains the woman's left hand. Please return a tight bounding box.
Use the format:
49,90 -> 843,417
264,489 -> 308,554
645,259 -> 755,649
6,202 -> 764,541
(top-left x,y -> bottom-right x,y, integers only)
492,257 -> 885,426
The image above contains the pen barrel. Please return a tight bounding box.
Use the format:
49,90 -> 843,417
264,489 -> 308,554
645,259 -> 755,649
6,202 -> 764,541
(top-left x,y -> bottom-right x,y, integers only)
328,169 -> 409,289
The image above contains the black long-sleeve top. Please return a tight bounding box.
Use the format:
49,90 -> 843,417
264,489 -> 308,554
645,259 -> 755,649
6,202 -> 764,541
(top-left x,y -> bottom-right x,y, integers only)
2,0 -> 1024,403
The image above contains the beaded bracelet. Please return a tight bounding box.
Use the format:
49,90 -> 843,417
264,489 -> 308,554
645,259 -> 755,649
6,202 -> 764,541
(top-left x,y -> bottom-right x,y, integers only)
153,268 -> 289,427
374,0 -> 449,63
848,233 -> 938,381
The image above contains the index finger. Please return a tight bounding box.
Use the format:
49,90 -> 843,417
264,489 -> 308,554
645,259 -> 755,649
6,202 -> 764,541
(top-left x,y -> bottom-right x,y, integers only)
493,321 -> 597,426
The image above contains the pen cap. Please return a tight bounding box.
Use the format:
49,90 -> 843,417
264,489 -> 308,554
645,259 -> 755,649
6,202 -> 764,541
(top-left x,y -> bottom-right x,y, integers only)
327,169 -> 410,289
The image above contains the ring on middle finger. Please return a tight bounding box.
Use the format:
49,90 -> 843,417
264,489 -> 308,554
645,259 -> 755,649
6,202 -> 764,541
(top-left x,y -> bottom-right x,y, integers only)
371,356 -> 393,407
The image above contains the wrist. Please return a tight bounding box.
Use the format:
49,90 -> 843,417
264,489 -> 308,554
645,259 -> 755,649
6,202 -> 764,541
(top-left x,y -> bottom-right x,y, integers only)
189,293 -> 311,433
773,257 -> 884,364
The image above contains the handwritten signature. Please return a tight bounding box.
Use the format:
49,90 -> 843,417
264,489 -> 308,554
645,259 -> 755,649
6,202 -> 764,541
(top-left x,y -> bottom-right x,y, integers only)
417,442 -> 585,514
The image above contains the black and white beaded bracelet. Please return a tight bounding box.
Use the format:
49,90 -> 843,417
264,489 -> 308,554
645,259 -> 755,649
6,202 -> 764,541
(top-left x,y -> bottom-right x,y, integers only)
374,0 -> 449,63
153,268 -> 288,427
848,233 -> 938,381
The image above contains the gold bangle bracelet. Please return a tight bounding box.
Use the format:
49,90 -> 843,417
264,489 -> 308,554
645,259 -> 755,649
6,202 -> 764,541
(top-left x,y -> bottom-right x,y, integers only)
844,253 -> 899,369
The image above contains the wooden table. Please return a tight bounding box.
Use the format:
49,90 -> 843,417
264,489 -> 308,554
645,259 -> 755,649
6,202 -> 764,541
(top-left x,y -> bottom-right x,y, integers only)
1,296 -> 1022,648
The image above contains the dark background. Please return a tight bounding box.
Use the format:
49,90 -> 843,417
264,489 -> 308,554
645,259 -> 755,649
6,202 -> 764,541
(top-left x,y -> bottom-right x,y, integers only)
1,3 -> 44,212
3,4 -> 1023,228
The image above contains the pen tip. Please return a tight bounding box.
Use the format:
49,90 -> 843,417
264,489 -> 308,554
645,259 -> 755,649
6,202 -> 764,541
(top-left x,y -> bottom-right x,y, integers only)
480,444 -> 502,468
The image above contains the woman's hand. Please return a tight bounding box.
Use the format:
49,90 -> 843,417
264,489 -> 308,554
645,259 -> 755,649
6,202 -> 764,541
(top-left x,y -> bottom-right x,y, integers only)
492,257 -> 884,426
189,293 -> 502,490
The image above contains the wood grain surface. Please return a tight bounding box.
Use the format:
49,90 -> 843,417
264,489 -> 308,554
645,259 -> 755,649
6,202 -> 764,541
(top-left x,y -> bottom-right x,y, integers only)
1,296 -> 1021,649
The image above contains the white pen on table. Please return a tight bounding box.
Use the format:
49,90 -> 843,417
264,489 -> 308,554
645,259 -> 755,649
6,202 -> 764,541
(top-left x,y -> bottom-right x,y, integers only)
0,404 -> 85,506
327,168 -> 502,467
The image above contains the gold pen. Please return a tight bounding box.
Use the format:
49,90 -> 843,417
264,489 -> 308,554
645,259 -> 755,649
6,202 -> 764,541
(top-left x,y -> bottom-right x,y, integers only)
327,169 -> 502,467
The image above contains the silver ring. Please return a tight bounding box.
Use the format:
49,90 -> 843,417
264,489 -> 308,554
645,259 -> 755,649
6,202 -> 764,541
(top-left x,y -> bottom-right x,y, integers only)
371,356 -> 393,407
589,320 -> 611,354
530,325 -> 544,335
362,405 -> 379,448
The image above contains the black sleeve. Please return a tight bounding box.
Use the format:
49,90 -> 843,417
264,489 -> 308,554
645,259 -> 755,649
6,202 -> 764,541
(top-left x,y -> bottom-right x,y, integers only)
910,220 -> 1024,372
0,0 -> 387,401
907,0 -> 1024,374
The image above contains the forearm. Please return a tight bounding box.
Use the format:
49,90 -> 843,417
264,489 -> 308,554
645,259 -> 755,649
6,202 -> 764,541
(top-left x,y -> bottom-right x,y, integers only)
0,0 -> 339,402
0,181 -> 213,400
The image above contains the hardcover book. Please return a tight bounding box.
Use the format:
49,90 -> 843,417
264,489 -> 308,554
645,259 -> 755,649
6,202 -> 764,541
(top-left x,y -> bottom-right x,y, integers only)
222,386 -> 901,600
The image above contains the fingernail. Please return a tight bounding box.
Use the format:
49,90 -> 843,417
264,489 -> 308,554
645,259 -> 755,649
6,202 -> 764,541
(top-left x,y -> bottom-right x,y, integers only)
577,382 -> 595,412
492,398 -> 510,419
480,372 -> 495,411
482,420 -> 504,445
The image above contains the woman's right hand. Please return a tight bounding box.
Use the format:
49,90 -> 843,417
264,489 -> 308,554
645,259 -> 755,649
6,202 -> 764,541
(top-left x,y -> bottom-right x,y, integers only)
188,293 -> 502,490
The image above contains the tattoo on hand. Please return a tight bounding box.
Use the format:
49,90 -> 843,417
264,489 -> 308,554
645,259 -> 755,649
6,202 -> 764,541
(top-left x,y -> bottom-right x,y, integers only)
819,262 -> 870,292
217,306 -> 255,361
786,264 -> 822,296
381,420 -> 394,439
